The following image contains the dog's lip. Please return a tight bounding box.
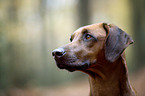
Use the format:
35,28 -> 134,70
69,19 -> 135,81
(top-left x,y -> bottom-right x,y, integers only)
53,55 -> 91,72
56,63 -> 75,72
55,61 -> 90,72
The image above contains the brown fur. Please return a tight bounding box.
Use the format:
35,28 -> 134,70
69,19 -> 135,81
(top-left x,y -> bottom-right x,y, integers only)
52,23 -> 136,96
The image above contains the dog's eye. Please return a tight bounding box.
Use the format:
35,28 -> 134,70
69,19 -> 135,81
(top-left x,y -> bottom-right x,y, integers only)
85,34 -> 92,40
70,38 -> 72,42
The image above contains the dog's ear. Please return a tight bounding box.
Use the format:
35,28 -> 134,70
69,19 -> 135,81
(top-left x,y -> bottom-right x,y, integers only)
103,23 -> 134,62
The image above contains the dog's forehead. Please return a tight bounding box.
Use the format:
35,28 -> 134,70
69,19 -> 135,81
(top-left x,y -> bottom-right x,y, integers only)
73,23 -> 106,37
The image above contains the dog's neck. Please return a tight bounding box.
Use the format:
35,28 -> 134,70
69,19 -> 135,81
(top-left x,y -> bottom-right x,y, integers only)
87,54 -> 135,96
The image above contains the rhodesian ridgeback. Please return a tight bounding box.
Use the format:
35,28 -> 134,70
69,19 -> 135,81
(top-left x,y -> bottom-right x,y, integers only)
52,23 -> 136,96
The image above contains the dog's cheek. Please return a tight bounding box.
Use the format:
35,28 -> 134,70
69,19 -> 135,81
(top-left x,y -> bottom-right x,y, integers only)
84,41 -> 96,49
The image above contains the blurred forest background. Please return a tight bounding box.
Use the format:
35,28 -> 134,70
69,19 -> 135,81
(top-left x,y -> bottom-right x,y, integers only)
0,0 -> 145,96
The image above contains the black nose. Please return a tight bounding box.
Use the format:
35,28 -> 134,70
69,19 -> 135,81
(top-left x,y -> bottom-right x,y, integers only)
52,48 -> 65,57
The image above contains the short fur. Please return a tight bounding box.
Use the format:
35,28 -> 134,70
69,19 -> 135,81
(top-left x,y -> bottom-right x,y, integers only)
52,23 -> 136,96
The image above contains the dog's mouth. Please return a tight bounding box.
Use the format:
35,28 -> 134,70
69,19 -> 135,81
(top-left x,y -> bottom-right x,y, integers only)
57,63 -> 89,72
54,56 -> 90,72
56,62 -> 90,72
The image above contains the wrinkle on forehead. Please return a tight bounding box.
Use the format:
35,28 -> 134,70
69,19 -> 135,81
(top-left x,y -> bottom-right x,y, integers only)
72,23 -> 107,39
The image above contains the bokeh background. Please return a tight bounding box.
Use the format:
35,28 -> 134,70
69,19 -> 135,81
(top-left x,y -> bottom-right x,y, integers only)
0,0 -> 145,96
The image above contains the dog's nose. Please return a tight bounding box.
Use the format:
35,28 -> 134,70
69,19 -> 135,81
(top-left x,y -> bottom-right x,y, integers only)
52,48 -> 65,57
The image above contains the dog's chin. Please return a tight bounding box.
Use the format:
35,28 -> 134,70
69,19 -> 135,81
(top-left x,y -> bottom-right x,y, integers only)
56,63 -> 75,72
56,62 -> 90,72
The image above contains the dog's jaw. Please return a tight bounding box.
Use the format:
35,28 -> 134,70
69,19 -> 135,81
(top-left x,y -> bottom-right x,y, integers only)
54,54 -> 91,72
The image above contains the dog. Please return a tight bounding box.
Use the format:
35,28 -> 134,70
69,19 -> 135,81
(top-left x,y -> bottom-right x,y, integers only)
52,23 -> 136,96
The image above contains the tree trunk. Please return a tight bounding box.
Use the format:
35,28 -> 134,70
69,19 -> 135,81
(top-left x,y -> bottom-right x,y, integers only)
77,0 -> 91,27
130,0 -> 145,70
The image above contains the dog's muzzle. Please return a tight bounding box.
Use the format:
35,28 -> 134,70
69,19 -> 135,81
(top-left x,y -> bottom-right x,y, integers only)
52,48 -> 90,72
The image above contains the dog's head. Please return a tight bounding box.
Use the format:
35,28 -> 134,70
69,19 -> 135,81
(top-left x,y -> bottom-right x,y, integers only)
52,23 -> 133,73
